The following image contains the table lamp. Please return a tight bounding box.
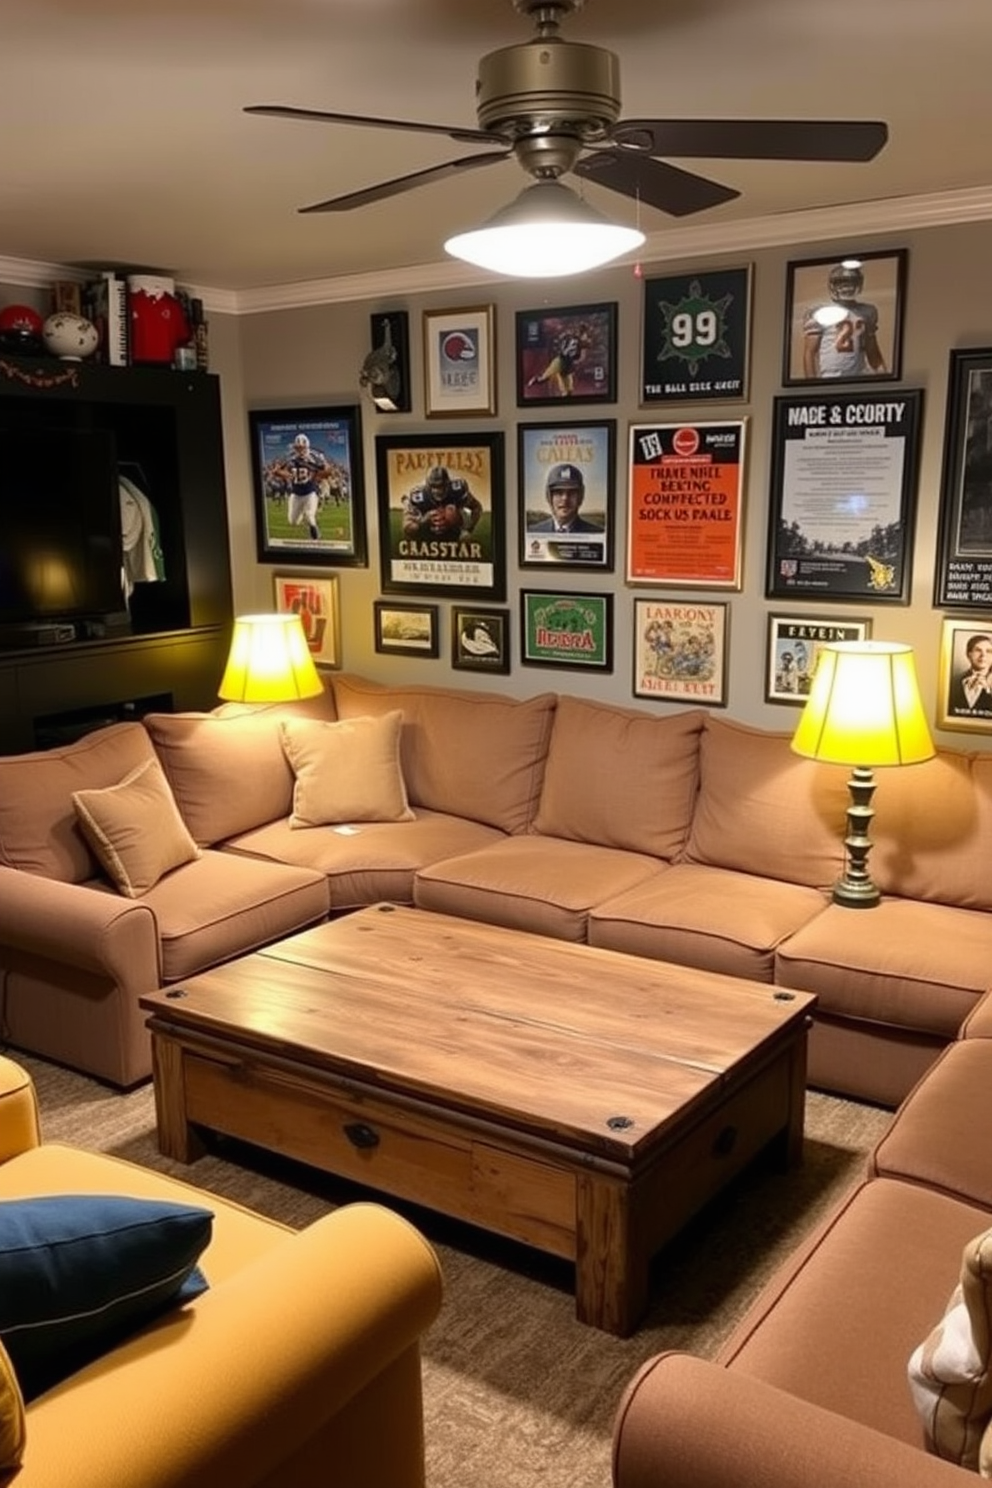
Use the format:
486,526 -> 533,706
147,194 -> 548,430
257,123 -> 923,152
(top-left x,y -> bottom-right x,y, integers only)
791,641 -> 934,908
218,613 -> 323,703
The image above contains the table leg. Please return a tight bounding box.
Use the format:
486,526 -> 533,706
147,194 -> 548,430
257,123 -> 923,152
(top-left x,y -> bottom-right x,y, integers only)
574,1171 -> 647,1336
150,1034 -> 205,1163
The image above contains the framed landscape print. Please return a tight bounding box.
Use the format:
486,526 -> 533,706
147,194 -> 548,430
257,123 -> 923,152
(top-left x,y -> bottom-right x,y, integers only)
520,590 -> 613,672
517,419 -> 615,571
640,265 -> 752,405
934,347 -> 992,610
249,404 -> 367,566
936,617 -> 992,733
374,431 -> 506,600
451,605 -> 511,675
272,572 -> 341,668
764,613 -> 871,705
782,249 -> 907,387
515,301 -> 617,407
632,598 -> 729,707
423,305 -> 496,417
373,601 -> 439,658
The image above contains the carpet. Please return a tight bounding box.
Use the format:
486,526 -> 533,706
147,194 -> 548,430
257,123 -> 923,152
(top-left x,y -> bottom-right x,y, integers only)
21,1053 -> 891,1488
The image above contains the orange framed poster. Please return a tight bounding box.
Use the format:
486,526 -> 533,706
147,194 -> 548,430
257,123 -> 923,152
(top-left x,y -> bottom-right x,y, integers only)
626,420 -> 747,588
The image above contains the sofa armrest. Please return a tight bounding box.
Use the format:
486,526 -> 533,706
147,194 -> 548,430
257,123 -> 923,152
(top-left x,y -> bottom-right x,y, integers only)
0,866 -> 161,986
613,1353 -> 968,1488
0,1057 -> 40,1162
19,1202 -> 443,1488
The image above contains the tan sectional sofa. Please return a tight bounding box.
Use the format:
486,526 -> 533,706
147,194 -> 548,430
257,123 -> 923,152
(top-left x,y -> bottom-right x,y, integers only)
611,988 -> 992,1488
0,672 -> 989,1101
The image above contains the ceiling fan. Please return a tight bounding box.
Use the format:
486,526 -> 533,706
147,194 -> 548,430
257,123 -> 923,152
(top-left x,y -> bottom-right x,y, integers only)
245,0 -> 888,221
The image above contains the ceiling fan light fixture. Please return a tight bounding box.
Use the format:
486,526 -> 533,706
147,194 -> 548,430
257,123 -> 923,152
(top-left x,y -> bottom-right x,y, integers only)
443,180 -> 644,278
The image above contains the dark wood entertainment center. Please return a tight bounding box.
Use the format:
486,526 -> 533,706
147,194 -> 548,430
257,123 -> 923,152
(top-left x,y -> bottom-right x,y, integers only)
0,355 -> 233,754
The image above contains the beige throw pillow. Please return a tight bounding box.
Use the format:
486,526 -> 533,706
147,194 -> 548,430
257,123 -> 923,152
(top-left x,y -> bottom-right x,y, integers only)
908,1224 -> 992,1474
280,712 -> 414,828
72,757 -> 201,898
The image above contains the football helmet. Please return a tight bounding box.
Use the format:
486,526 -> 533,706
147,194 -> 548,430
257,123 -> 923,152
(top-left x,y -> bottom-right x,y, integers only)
426,466 -> 451,497
292,433 -> 311,451
546,463 -> 585,495
828,263 -> 864,301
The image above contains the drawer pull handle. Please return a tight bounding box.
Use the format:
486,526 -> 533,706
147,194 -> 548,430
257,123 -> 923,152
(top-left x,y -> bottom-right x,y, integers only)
713,1125 -> 738,1157
344,1121 -> 380,1151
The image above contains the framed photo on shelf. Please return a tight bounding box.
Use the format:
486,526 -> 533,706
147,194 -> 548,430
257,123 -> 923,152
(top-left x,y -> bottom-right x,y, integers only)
782,249 -> 907,387
632,597 -> 729,707
451,605 -> 511,674
936,618 -> 992,733
626,420 -> 747,589
422,305 -> 496,417
765,389 -> 922,604
272,572 -> 341,668
515,301 -> 617,407
374,431 -> 506,600
933,347 -> 992,609
640,265 -> 752,405
248,404 -> 367,567
373,600 -> 439,659
520,590 -> 613,671
764,613 -> 871,705
517,419 -> 615,571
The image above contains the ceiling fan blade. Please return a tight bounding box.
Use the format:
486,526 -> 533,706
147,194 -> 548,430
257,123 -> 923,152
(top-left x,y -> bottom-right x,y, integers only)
299,152 -> 511,214
245,104 -> 494,148
574,152 -> 739,217
610,118 -> 888,162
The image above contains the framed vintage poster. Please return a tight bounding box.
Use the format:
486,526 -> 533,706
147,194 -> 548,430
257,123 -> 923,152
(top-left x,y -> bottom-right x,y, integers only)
934,348 -> 992,609
374,431 -> 506,600
640,265 -> 752,405
517,419 -> 615,571
520,590 -> 613,672
626,420 -> 747,588
515,301 -> 617,407
765,389 -> 922,604
422,305 -> 496,417
632,597 -> 729,707
272,572 -> 341,668
451,605 -> 511,675
248,405 -> 367,566
936,618 -> 992,732
373,601 -> 439,658
764,613 -> 872,705
783,249 -> 907,387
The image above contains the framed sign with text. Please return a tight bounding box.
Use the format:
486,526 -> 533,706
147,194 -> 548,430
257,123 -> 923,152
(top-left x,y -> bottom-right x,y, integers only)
640,266 -> 752,405
626,420 -> 747,588
934,347 -> 992,609
632,597 -> 729,707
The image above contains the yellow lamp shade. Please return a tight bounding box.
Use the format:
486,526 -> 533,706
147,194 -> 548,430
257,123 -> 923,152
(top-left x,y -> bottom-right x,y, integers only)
218,613 -> 323,703
791,641 -> 934,767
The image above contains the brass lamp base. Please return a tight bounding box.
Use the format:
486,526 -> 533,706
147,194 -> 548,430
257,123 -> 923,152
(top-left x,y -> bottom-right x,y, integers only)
832,764 -> 881,910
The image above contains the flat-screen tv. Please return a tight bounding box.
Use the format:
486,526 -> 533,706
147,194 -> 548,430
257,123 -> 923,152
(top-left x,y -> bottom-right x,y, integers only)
0,425 -> 124,627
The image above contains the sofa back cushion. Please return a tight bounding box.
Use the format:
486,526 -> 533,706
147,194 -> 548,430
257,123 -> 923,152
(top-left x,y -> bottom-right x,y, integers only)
0,722 -> 157,883
870,748 -> 992,911
331,674 -> 555,834
533,696 -> 704,859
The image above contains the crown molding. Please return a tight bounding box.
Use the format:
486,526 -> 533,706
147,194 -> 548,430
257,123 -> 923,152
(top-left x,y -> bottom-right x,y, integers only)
3,184 -> 992,318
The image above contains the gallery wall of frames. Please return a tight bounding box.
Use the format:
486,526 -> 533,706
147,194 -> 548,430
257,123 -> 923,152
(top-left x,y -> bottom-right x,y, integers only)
236,222 -> 992,746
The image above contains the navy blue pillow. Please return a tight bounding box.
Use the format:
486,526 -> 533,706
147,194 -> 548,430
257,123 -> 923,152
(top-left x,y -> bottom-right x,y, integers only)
0,1195 -> 212,1399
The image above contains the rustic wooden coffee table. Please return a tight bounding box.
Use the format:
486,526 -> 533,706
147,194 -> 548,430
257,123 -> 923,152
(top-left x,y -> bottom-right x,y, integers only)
140,903 -> 815,1335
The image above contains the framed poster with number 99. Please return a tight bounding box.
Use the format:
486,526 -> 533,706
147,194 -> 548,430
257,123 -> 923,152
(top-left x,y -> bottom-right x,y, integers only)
640,266 -> 752,406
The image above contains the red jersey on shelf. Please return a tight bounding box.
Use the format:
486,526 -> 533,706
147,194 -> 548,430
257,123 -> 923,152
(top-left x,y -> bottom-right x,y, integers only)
127,274 -> 189,365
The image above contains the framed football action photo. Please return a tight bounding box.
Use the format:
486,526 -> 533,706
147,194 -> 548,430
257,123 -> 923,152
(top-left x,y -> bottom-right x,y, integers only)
632,598 -> 729,707
764,613 -> 871,705
423,305 -> 496,418
249,405 -> 367,567
373,601 -> 439,659
640,265 -> 752,405
272,573 -> 341,668
782,249 -> 907,387
451,606 -> 511,675
374,431 -> 506,600
520,590 -> 613,671
934,348 -> 992,610
518,419 -> 615,571
515,301 -> 617,407
936,618 -> 992,733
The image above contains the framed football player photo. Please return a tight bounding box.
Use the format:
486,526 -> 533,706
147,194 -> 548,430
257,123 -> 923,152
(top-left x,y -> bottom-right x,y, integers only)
248,404 -> 367,566
517,419 -> 616,571
515,301 -> 617,407
782,249 -> 907,387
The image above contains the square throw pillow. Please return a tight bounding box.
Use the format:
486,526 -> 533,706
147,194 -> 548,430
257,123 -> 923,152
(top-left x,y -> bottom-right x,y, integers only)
72,756 -> 200,897
0,1194 -> 212,1401
907,1224 -> 992,1472
280,711 -> 414,827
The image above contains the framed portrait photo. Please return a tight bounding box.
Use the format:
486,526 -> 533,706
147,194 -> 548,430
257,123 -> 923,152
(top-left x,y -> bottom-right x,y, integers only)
640,265 -> 752,405
374,431 -> 506,600
783,249 -> 907,387
520,590 -> 613,672
515,301 -> 617,407
272,572 -> 341,668
451,605 -> 511,675
517,419 -> 615,571
934,347 -> 992,610
764,613 -> 871,705
373,601 -> 439,659
248,404 -> 367,566
632,598 -> 729,707
423,305 -> 496,417
936,617 -> 992,733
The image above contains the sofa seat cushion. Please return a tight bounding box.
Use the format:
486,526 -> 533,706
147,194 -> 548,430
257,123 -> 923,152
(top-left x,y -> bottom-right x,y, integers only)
717,1176 -> 992,1447
775,899 -> 989,1039
962,986 -> 992,1040
224,810 -> 504,910
870,1038 -> 992,1210
414,836 -> 661,942
135,850 -> 329,982
589,864 -> 828,982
